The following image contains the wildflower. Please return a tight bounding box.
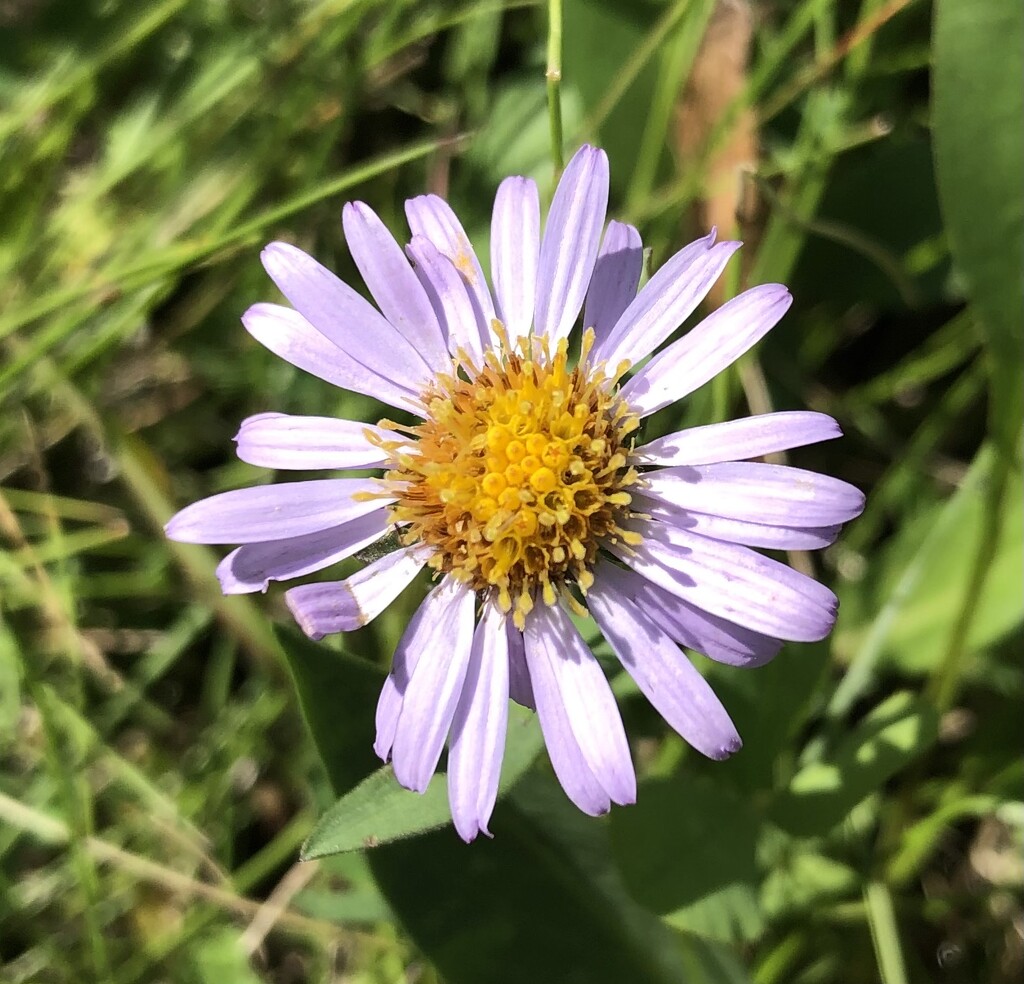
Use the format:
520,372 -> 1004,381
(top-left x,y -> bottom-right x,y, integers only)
166,146 -> 864,841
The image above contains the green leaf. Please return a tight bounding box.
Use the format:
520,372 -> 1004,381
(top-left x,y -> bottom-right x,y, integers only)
702,641 -> 831,796
303,766 -> 453,856
368,773 -> 746,984
293,853 -> 393,924
611,774 -> 763,944
674,934 -> 752,984
838,447 -> 1024,678
282,625 -> 721,983
276,626 -> 384,795
563,0 -> 660,197
884,462 -> 1023,673
771,692 -> 939,837
934,0 -> 1024,446
761,848 -> 859,918
469,81 -> 584,184
302,704 -> 544,857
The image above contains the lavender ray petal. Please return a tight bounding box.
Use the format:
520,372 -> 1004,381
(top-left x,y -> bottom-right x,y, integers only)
611,519 -> 839,643
164,479 -> 389,545
260,242 -> 435,393
640,461 -> 866,527
374,676 -> 404,763
506,618 -> 535,709
405,193 -> 496,328
341,203 -> 449,374
589,562 -> 742,759
406,236 -> 487,367
216,509 -> 392,594
241,303 -> 420,413
583,221 -> 643,342
234,413 -> 397,470
633,411 -> 842,466
522,619 -> 610,815
490,176 -> 540,341
392,577 -> 476,793
448,603 -> 510,841
592,231 -> 738,368
284,545 -> 427,641
633,494 -> 841,550
594,559 -> 781,668
373,579 -> 444,761
534,145 -> 610,343
524,603 -> 636,806
621,283 -> 791,416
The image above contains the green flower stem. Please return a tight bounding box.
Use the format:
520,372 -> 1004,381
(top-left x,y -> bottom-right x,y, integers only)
864,880 -> 910,984
546,0 -> 564,172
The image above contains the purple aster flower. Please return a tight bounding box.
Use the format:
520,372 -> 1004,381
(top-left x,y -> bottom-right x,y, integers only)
166,145 -> 864,842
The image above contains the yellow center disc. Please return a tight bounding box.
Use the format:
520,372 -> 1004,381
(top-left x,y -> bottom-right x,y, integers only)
378,327 -> 641,627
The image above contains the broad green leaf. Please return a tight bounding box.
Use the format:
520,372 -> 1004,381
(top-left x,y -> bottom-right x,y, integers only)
611,774 -> 763,944
292,885 -> 392,925
368,772 -> 746,984
303,766 -> 453,857
277,626 -> 385,795
293,853 -> 393,924
837,446 -> 1023,678
302,705 -> 544,857
771,692 -> 939,837
934,0 -> 1024,445
702,641 -> 831,796
760,849 -> 858,917
469,81 -> 584,184
881,462 -> 1023,674
563,0 -> 660,197
791,135 -> 947,309
282,626 -> 720,983
674,934 -> 752,984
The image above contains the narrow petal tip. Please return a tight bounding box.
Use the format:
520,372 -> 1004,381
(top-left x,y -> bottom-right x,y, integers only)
163,510 -> 200,543
259,240 -> 301,273
239,302 -> 272,334
764,283 -> 793,306
453,814 -> 489,844
712,735 -> 744,761
392,763 -> 431,796
850,485 -> 867,519
571,142 -> 603,162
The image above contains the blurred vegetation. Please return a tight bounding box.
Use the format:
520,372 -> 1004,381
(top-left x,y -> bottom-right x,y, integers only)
0,0 -> 1021,982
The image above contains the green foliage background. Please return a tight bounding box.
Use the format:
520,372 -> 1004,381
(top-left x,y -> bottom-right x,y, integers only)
1,0 -> 1021,982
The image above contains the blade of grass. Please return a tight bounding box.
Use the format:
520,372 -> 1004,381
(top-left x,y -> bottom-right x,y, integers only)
864,880 -> 909,984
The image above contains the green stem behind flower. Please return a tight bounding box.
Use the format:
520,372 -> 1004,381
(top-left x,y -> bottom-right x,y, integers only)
546,0 -> 564,172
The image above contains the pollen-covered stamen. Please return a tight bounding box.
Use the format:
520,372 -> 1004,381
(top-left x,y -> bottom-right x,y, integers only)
382,327 -> 641,628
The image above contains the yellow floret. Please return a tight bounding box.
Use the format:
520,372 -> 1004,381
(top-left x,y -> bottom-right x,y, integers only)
383,331 -> 640,610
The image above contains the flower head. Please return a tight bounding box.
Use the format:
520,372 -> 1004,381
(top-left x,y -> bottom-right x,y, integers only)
166,146 -> 864,841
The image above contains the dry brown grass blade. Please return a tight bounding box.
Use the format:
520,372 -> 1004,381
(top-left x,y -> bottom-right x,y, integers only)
675,0 -> 759,306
